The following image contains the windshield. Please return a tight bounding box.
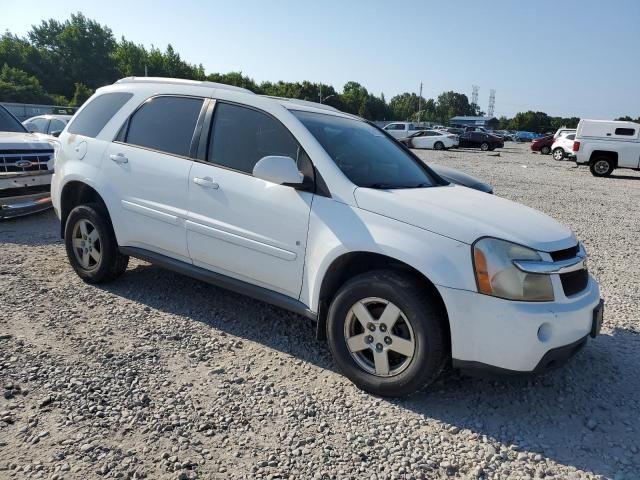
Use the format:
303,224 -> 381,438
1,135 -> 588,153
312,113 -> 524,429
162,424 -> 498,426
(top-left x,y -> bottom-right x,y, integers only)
292,110 -> 439,189
0,107 -> 27,133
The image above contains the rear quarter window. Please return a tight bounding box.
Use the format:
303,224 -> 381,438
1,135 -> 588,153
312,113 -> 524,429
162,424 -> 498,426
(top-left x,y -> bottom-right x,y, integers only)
67,92 -> 133,138
614,128 -> 635,136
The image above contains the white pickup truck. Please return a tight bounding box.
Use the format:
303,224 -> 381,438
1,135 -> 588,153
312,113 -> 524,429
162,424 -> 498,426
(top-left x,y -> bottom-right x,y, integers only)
382,122 -> 426,139
573,119 -> 640,177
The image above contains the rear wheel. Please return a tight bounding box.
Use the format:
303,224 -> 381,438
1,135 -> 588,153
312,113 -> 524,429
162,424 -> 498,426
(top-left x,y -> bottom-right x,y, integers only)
552,147 -> 565,161
590,157 -> 614,177
64,203 -> 129,283
540,146 -> 551,155
433,141 -> 444,151
327,270 -> 447,397
480,142 -> 489,151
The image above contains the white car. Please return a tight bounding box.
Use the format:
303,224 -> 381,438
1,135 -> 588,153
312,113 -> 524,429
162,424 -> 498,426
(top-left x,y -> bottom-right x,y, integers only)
551,132 -> 577,161
401,130 -> 458,150
23,114 -> 73,138
553,127 -> 576,140
574,119 -> 640,177
51,77 -> 603,397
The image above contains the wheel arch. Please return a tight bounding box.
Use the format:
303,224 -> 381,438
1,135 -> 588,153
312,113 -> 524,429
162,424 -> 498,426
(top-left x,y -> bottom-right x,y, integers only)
589,150 -> 618,168
315,251 -> 451,353
59,181 -> 109,238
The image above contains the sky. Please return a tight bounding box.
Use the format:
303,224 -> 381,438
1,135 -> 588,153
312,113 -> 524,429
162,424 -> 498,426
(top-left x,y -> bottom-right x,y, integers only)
2,0 -> 639,119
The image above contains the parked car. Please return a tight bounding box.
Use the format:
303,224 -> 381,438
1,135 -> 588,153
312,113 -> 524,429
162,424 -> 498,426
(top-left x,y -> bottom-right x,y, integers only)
382,122 -> 426,139
52,77 -> 603,397
445,127 -> 465,136
494,130 -> 514,141
531,135 -> 555,155
399,130 -> 458,150
573,119 -> 640,176
553,127 -> 576,140
551,132 -> 577,161
0,105 -> 55,219
458,131 -> 504,150
23,114 -> 72,138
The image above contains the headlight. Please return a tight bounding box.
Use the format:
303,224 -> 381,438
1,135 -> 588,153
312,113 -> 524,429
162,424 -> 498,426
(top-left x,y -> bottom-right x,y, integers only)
473,238 -> 554,301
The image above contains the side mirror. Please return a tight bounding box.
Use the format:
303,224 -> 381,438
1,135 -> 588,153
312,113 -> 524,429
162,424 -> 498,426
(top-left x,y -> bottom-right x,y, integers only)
253,156 -> 304,186
51,130 -> 62,137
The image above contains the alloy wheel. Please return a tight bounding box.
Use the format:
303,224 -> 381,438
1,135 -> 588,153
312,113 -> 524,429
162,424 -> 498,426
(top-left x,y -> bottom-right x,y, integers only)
594,160 -> 610,175
343,297 -> 416,377
71,219 -> 102,271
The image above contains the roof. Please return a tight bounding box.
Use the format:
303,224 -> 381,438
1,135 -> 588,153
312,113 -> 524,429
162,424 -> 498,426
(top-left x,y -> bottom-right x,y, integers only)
450,116 -> 498,121
115,76 -> 254,94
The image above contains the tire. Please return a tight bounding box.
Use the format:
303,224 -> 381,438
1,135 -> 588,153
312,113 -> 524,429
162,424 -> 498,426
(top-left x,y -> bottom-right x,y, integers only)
433,141 -> 444,151
409,139 -> 416,149
540,146 -> 551,155
480,142 -> 489,151
552,147 -> 565,161
64,203 -> 129,284
589,157 -> 614,177
326,270 -> 447,397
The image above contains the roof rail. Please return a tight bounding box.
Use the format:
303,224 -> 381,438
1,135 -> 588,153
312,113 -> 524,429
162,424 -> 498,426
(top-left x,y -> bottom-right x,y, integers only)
261,95 -> 340,112
115,77 -> 254,94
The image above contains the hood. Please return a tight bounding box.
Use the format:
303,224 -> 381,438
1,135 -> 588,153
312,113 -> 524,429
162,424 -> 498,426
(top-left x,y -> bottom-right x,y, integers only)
354,184 -> 576,252
0,131 -> 54,150
429,163 -> 493,194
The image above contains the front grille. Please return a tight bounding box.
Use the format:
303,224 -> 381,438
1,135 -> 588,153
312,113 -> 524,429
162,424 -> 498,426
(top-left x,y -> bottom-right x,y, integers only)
551,244 -> 579,261
0,149 -> 54,174
560,269 -> 589,297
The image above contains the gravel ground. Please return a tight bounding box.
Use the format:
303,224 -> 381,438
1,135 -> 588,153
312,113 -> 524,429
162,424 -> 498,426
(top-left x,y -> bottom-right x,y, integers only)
1,142 -> 639,480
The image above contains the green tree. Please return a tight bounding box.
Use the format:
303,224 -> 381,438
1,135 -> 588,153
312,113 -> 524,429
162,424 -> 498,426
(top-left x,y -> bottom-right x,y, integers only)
0,64 -> 51,103
435,91 -> 476,124
69,82 -> 93,107
28,13 -> 118,97
509,111 -> 553,133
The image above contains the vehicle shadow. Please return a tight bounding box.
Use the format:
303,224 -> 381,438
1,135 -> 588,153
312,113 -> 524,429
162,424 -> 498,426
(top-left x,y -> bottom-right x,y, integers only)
98,263 -> 638,479
0,209 -> 60,246
609,174 -> 640,181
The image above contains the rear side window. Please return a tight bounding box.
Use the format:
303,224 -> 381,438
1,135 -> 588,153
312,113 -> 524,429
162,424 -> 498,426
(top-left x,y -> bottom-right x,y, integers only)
615,128 -> 635,136
67,92 -> 133,138
49,118 -> 66,134
208,102 -> 298,174
125,96 -> 204,157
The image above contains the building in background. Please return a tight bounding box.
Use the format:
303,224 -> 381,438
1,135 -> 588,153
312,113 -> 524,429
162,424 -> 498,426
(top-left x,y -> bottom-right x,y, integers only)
450,116 -> 499,130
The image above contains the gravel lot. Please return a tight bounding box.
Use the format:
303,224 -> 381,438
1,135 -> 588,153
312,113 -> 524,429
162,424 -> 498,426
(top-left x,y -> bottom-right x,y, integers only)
1,142 -> 639,479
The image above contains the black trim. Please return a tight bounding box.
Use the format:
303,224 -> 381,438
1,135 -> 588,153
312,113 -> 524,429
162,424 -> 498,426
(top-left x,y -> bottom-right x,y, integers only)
119,246 -> 317,321
453,335 -> 589,377
189,99 -> 211,158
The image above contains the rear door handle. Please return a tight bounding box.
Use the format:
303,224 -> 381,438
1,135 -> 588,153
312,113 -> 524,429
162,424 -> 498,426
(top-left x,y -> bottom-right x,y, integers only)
193,176 -> 219,189
109,153 -> 129,164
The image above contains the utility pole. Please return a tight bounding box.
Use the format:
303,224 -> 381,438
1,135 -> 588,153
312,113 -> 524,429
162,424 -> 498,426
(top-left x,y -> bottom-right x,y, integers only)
144,65 -> 148,77
319,84 -> 322,104
418,82 -> 423,122
488,89 -> 496,117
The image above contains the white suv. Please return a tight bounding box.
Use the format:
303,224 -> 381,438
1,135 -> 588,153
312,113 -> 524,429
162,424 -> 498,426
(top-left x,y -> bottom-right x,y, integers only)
51,78 -> 603,397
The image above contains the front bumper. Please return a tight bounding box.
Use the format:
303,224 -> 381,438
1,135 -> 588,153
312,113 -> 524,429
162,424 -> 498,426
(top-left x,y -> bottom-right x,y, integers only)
0,173 -> 53,219
438,274 -> 601,372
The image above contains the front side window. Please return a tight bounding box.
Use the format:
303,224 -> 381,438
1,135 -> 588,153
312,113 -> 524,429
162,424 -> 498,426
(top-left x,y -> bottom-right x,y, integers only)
68,92 -> 133,138
292,110 -> 439,189
208,102 -> 299,174
125,96 -> 204,157
48,118 -> 66,134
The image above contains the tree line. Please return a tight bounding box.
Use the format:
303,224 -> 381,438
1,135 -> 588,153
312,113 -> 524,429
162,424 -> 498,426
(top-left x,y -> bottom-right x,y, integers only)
1,13 -> 636,131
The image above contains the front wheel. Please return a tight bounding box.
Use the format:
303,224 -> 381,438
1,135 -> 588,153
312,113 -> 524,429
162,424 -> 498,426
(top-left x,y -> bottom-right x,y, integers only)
433,141 -> 444,151
327,270 -> 447,397
480,142 -> 489,151
64,203 -> 129,283
590,157 -> 614,177
552,147 -> 565,161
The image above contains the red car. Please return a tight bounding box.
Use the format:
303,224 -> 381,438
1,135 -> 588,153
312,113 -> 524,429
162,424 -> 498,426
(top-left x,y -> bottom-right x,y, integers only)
531,135 -> 554,155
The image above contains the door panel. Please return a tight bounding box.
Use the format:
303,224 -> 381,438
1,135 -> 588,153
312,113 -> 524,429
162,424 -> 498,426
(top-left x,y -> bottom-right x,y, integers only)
187,163 -> 312,297
102,142 -> 193,260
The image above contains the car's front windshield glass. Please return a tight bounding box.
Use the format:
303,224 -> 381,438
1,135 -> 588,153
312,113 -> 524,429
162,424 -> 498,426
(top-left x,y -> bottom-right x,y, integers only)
0,107 -> 27,133
292,110 -> 438,189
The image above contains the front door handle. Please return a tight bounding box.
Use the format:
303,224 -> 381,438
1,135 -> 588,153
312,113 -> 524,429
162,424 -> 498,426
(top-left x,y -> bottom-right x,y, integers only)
193,176 -> 219,189
109,153 -> 129,164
